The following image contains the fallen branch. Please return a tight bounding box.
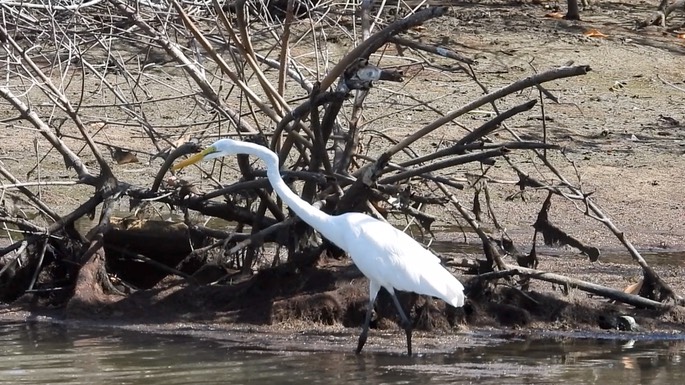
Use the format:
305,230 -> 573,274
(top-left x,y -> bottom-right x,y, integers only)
475,265 -> 672,311
319,6 -> 449,91
384,65 -> 590,158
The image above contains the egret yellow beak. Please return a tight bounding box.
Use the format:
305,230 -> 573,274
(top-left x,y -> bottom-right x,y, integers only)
171,146 -> 215,170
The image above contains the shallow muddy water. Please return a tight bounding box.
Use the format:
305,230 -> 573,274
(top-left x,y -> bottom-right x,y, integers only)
1,321 -> 684,384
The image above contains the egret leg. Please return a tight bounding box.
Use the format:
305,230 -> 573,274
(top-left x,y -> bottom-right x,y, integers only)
357,281 -> 380,355
389,289 -> 413,356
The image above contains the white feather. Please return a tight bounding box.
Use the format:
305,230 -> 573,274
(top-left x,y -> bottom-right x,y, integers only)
174,138 -> 466,354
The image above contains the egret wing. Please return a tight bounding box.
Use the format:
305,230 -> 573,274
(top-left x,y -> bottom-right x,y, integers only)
340,213 -> 464,307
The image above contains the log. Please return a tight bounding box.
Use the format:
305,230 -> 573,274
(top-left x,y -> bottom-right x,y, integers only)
475,265 -> 671,311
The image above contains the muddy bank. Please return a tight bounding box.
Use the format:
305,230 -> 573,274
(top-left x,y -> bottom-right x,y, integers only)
1,0 -> 685,349
5,248 -> 685,352
4,304 -> 685,356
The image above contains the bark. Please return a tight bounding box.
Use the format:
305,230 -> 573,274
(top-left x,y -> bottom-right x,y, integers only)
566,0 -> 581,20
474,265 -> 671,310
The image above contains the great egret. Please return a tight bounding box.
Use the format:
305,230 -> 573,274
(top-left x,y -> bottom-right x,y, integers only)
173,139 -> 465,355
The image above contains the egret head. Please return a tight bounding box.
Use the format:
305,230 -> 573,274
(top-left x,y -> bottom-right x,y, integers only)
171,139 -> 237,170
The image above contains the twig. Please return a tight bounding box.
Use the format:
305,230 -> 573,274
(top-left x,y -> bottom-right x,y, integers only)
390,36 -> 475,65
226,217 -> 298,255
381,148 -> 509,184
27,238 -> 49,292
436,181 -> 507,271
0,0 -> 104,10
107,244 -> 195,282
277,0 -> 295,96
0,162 -> 61,221
0,240 -> 27,278
0,186 -> 118,257
657,74 -> 685,93
319,6 -> 448,91
0,181 -> 78,189
0,87 -> 95,184
201,0 -> 289,115
150,142 -> 202,192
108,0 -> 258,134
0,28 -> 111,177
399,99 -> 539,168
0,216 -> 45,234
383,65 -> 590,158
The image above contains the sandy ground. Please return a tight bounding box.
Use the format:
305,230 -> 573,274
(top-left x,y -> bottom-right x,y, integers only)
1,1 -> 685,345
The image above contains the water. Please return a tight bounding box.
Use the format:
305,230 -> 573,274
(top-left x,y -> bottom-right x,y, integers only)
429,237 -> 685,267
0,322 -> 684,384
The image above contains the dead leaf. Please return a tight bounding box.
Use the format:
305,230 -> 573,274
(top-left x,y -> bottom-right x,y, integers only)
609,80 -> 627,91
111,148 -> 139,164
544,12 -> 564,19
623,278 -> 643,295
584,29 -> 608,38
89,122 -> 107,130
172,134 -> 191,148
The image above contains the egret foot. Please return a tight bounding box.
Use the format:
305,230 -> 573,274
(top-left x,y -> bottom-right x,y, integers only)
356,329 -> 368,354
389,290 -> 414,356
402,319 -> 413,356
357,287 -> 377,354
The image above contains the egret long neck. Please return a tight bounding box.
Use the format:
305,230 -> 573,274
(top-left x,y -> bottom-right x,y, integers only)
233,142 -> 342,246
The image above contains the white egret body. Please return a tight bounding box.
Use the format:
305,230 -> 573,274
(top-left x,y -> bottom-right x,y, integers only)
173,139 -> 465,355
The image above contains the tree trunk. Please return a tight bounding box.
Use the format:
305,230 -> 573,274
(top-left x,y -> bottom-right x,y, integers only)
566,0 -> 581,20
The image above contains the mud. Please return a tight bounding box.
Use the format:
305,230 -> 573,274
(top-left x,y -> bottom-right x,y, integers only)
1,1 -> 685,346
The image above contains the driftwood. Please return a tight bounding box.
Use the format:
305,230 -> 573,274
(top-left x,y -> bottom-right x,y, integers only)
640,0 -> 685,27
567,0 -> 685,27
0,0 -> 680,326
473,265 -> 670,311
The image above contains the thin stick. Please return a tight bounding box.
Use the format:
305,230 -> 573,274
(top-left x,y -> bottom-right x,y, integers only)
0,86 -> 94,184
383,65 -> 590,158
0,181 -> 78,189
27,238 -> 49,292
277,0 -> 295,97
390,36 -> 474,65
0,163 -> 61,220
207,0 -> 289,115
318,6 -> 448,91
436,181 -> 507,271
109,0 -> 258,134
